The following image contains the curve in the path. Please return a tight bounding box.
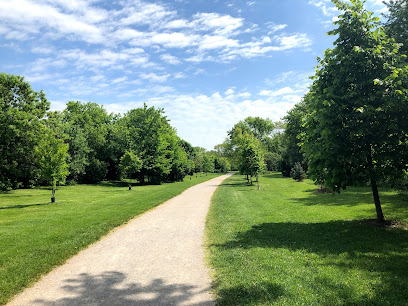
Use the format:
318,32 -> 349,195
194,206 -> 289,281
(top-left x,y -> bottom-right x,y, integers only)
8,173 -> 233,306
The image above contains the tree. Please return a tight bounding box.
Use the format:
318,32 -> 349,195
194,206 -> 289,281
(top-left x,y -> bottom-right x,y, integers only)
241,136 -> 265,189
119,151 -> 142,190
302,0 -> 408,223
383,0 -> 408,56
0,73 -> 50,190
290,162 -> 307,182
124,104 -> 176,184
62,101 -> 112,183
228,117 -> 274,143
202,154 -> 215,175
36,129 -> 70,202
281,100 -> 308,176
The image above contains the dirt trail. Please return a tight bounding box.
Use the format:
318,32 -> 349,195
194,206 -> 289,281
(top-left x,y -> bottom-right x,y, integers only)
8,174 -> 233,306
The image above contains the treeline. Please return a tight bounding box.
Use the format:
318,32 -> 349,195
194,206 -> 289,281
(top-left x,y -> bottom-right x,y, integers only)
216,0 -> 408,223
0,74 -> 229,191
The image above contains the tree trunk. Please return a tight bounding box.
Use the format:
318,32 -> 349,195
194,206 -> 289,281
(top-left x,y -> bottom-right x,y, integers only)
257,174 -> 260,190
51,178 -> 56,203
368,147 -> 385,223
129,178 -> 132,190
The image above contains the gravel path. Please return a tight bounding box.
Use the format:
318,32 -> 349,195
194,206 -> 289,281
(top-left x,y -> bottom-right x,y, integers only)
8,174 -> 232,306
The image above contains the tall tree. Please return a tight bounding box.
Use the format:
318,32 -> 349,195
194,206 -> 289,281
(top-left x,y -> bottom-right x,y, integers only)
124,104 -> 175,184
302,0 -> 408,223
62,101 -> 112,183
0,73 -> 49,190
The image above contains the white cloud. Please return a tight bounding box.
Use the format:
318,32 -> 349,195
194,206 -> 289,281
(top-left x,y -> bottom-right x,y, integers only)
112,76 -> 128,84
150,32 -> 200,48
260,86 -> 294,96
31,46 -> 54,54
225,88 -> 235,95
192,12 -> 244,36
275,33 -> 312,50
160,54 -> 181,65
140,72 -> 171,82
199,35 -> 239,50
0,0 -> 105,43
266,23 -> 288,34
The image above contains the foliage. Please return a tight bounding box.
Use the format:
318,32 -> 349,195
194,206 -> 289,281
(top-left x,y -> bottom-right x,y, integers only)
383,0 -> 408,56
239,135 -> 265,185
302,0 -> 408,222
35,129 -> 70,201
281,99 -> 308,177
119,150 -> 142,188
290,162 -> 307,182
0,73 -> 50,190
124,104 -> 179,183
62,101 -> 113,183
264,152 -> 282,171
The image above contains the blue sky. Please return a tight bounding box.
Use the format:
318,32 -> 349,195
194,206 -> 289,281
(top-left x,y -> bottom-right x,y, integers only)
0,0 -> 387,149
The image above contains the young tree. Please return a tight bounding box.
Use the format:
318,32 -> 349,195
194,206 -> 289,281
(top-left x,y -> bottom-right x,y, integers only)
241,137 -> 265,189
290,162 -> 307,182
302,0 -> 408,223
120,151 -> 142,190
36,130 -> 70,202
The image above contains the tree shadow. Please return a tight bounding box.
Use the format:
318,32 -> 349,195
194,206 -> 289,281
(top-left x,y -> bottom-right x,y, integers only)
292,188 -> 408,220
215,221 -> 408,304
262,173 -> 284,179
0,203 -> 50,210
214,282 -> 285,305
34,271 -> 214,306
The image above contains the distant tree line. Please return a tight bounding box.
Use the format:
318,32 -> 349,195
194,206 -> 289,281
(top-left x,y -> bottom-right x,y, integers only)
0,74 -> 229,193
216,0 -> 408,223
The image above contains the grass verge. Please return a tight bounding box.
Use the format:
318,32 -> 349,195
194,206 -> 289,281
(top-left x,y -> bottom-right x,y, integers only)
206,173 -> 408,305
0,173 -> 221,305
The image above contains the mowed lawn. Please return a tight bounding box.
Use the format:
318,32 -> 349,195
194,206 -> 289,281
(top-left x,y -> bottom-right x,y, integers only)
0,174 -> 221,305
206,173 -> 408,305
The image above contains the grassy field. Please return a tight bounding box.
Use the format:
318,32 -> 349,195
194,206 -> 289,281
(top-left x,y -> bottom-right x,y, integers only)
0,173 -> 221,305
206,173 -> 408,305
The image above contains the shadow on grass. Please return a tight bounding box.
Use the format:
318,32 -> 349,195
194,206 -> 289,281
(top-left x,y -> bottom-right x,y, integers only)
34,271 -> 213,306
0,203 -> 49,210
292,187 -> 408,220
215,282 -> 285,306
215,221 -> 408,304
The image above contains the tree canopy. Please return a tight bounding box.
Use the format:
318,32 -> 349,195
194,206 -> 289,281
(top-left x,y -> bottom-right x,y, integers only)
302,0 -> 408,222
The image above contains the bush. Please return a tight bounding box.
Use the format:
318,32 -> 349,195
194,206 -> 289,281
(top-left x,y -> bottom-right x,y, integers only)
290,162 -> 307,182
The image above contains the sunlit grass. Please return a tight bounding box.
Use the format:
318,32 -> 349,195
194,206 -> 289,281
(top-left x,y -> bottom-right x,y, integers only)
206,173 -> 408,305
0,173 -> 221,305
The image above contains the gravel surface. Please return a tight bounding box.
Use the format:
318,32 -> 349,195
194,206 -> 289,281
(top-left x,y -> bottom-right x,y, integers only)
8,174 -> 233,306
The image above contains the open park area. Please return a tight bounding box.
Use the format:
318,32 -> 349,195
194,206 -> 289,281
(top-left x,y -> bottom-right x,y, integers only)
207,174 -> 408,305
0,174 -> 221,305
1,0 -> 408,304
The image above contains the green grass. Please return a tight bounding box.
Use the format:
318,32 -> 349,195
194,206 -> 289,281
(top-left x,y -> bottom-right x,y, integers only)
0,173 -> 221,305
206,173 -> 408,305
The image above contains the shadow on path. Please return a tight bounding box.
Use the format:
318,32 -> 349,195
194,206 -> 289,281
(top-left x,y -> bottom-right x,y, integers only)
34,271 -> 213,306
